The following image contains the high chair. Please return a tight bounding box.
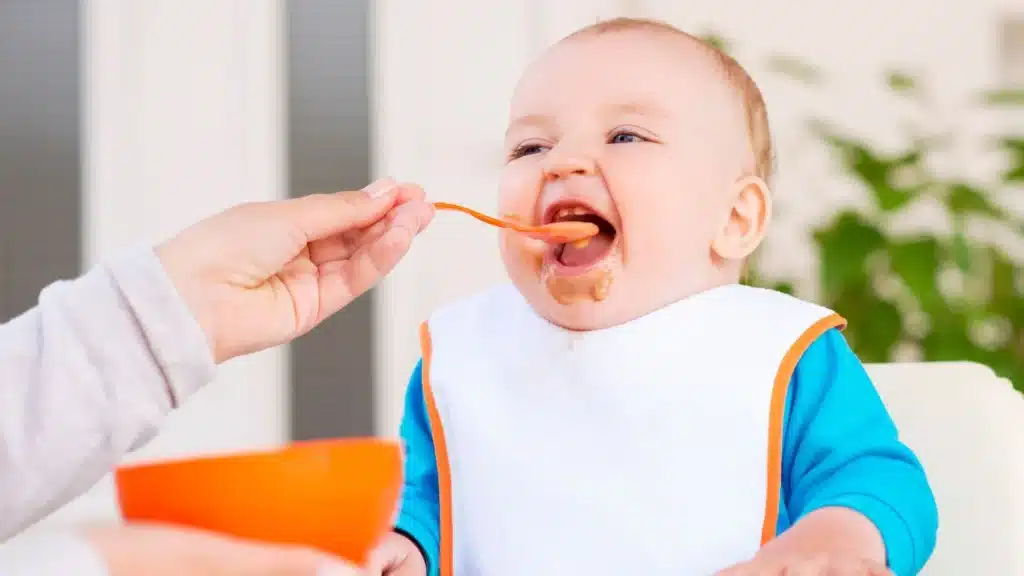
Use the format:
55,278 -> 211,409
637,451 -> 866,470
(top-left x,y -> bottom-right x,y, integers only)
867,362 -> 1024,575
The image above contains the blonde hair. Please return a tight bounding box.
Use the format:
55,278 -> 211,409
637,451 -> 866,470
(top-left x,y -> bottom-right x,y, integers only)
566,17 -> 774,183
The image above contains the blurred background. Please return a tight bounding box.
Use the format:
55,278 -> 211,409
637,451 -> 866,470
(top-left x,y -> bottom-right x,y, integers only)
0,0 -> 1020,532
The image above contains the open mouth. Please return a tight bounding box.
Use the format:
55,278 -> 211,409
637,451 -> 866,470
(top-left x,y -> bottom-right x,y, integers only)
544,203 -> 618,271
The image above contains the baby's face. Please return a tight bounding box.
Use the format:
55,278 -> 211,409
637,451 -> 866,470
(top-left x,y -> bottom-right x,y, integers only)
499,29 -> 751,330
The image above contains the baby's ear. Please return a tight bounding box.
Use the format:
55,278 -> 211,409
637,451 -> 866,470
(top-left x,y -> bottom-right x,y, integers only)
710,176 -> 772,261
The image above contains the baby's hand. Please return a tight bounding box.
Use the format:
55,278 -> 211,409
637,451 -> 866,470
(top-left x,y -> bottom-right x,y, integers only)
715,552 -> 894,575
365,532 -> 427,576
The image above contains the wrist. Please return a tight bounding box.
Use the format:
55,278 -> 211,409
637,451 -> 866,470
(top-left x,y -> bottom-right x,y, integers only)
154,238 -> 223,363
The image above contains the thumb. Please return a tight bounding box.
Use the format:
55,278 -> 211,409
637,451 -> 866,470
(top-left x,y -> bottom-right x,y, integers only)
290,178 -> 402,241
315,199 -> 433,318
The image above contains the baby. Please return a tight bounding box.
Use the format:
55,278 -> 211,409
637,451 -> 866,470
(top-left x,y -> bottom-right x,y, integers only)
368,17 -> 938,576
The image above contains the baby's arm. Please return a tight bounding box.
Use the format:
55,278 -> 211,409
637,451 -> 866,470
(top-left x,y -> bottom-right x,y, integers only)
391,360 -> 440,576
759,328 -> 939,574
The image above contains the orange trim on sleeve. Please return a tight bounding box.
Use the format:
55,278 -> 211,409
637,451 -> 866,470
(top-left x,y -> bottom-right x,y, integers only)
419,322 -> 454,576
760,313 -> 847,545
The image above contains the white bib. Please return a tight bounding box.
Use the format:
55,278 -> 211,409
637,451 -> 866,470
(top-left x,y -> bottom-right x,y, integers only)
419,283 -> 844,576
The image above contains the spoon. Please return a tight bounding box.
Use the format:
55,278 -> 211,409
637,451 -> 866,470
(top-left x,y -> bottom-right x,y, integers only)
433,202 -> 599,245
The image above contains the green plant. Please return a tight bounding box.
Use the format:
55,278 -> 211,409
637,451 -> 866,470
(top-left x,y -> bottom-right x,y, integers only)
706,34 -> 1024,390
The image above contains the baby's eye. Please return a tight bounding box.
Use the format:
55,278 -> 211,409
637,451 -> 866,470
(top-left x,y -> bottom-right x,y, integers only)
609,131 -> 646,144
509,143 -> 548,160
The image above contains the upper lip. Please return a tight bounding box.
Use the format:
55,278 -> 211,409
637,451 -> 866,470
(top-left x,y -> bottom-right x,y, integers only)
540,198 -> 615,228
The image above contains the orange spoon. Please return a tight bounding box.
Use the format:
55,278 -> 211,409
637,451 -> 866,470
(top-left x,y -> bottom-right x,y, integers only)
433,202 -> 599,244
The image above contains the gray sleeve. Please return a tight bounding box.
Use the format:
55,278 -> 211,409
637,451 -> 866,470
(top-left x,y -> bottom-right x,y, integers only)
0,246 -> 216,540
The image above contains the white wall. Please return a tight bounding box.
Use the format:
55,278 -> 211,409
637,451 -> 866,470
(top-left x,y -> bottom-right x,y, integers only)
27,0 -> 288,531
373,0 -> 532,436
371,0 -> 1023,435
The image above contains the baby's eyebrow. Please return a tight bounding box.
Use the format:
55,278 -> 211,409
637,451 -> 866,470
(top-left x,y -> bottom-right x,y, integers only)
607,101 -> 671,119
505,101 -> 669,139
505,113 -> 550,139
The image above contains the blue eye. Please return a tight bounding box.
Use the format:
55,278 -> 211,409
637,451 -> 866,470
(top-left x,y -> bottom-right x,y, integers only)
609,131 -> 645,144
509,143 -> 547,160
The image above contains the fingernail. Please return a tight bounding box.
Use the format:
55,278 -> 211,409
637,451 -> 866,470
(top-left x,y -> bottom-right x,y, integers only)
370,185 -> 395,199
366,179 -> 397,199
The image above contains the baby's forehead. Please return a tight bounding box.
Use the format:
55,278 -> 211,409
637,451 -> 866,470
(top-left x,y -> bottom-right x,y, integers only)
506,27 -> 756,174
510,29 -> 736,118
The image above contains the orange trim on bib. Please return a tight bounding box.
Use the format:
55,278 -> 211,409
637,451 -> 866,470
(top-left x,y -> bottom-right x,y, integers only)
420,322 -> 454,576
760,313 -> 847,544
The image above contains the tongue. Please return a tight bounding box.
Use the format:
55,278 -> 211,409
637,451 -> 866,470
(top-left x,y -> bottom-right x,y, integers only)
558,233 -> 614,267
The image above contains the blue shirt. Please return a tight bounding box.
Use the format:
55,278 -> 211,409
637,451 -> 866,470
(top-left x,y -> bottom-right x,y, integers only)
393,328 -> 938,576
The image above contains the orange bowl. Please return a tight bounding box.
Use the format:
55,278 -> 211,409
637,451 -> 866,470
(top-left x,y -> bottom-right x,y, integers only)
115,438 -> 403,565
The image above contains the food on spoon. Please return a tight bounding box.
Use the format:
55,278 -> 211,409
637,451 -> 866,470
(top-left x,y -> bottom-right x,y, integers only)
433,202 -> 598,243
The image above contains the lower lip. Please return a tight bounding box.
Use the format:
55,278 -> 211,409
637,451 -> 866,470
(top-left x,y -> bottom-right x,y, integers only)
542,239 -> 617,277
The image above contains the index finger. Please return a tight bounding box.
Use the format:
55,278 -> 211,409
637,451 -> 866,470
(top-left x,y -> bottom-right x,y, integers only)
393,181 -> 426,205
289,178 -> 408,241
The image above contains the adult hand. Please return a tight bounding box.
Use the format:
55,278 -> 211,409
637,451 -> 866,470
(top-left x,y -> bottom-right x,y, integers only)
85,524 -> 365,575
157,178 -> 434,363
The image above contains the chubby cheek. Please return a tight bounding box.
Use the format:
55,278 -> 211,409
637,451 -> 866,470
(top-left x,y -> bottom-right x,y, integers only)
499,229 -> 544,294
498,165 -> 546,283
621,193 -> 717,277
497,162 -> 541,220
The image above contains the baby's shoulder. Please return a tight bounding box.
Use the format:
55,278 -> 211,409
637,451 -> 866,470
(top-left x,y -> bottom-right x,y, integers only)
726,284 -> 825,310
708,284 -> 839,327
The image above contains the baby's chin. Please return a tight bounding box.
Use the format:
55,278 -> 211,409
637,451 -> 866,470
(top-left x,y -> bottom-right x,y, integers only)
503,238 -> 666,331
522,265 -> 709,332
521,273 -> 658,332
533,293 -> 656,332
538,302 -> 627,332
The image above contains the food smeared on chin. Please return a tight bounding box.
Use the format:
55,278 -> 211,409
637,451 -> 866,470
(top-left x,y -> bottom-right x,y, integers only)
545,267 -> 614,303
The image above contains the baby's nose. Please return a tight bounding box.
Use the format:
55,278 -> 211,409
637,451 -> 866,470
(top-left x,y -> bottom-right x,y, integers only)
543,151 -> 596,180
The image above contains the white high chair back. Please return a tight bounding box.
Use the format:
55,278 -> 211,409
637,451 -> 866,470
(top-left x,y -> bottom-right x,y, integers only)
866,362 -> 1024,575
